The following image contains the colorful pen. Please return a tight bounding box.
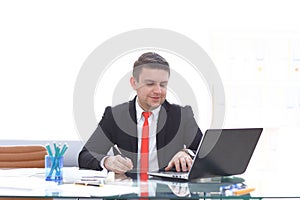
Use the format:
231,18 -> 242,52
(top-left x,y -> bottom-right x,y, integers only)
233,188 -> 255,195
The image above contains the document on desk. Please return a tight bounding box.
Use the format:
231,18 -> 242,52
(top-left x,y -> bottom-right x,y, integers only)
0,168 -> 45,177
62,168 -> 138,197
0,176 -> 56,196
60,184 -> 139,197
62,167 -> 108,183
0,168 -> 138,198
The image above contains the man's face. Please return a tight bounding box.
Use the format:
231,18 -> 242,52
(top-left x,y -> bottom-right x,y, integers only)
130,68 -> 169,111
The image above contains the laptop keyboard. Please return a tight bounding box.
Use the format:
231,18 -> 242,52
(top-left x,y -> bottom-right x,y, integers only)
160,171 -> 188,178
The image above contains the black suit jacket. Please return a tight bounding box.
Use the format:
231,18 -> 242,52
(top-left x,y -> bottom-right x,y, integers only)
78,97 -> 202,172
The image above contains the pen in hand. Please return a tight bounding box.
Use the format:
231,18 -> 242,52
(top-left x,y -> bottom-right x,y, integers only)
105,144 -> 133,173
114,144 -> 126,158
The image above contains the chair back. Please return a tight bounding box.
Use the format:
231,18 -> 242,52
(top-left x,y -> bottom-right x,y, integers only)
0,145 -> 47,168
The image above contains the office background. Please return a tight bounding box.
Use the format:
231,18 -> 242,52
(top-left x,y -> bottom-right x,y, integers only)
0,0 -> 299,178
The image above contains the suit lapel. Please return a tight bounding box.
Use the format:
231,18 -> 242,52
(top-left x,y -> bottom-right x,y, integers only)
156,102 -> 168,149
128,98 -> 138,156
156,101 -> 169,168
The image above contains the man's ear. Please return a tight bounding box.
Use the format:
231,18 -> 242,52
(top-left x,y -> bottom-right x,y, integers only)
130,77 -> 137,90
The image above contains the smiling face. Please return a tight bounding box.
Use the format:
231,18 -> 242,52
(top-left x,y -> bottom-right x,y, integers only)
130,67 -> 169,111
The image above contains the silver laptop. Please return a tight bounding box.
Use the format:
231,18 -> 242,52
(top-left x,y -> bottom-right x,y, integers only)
148,128 -> 263,181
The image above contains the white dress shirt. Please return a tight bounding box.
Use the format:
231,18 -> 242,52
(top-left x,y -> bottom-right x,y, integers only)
100,98 -> 161,174
135,98 -> 160,173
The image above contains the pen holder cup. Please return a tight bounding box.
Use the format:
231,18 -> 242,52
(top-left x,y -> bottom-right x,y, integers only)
45,155 -> 63,182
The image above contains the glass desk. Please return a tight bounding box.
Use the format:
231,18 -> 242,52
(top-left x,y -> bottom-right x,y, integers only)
0,167 -> 299,199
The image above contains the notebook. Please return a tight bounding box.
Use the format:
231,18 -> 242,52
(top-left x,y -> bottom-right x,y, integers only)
148,128 -> 263,181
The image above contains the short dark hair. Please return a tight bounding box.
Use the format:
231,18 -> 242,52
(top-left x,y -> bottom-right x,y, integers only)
133,52 -> 170,81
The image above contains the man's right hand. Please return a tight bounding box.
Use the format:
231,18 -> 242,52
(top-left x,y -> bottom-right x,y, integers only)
103,155 -> 133,174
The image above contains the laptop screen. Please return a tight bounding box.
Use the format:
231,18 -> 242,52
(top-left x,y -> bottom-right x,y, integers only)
188,128 -> 262,179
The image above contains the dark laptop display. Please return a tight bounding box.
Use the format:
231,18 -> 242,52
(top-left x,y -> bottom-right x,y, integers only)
148,128 -> 263,181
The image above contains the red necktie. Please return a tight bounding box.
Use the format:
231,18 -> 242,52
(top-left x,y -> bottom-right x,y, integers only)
140,112 -> 151,198
140,112 -> 151,180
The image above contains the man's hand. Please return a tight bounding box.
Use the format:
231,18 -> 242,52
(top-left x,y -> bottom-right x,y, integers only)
104,155 -> 133,174
164,150 -> 193,172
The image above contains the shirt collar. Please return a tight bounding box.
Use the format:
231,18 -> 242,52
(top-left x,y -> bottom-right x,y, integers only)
135,98 -> 161,122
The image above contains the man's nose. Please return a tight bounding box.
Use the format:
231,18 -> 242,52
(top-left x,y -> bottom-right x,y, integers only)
153,84 -> 162,93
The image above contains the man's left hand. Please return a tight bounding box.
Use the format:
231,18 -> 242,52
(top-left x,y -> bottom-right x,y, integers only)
164,150 -> 193,172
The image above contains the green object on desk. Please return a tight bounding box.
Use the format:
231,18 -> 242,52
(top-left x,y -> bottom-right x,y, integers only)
45,142 -> 68,182
45,155 -> 63,182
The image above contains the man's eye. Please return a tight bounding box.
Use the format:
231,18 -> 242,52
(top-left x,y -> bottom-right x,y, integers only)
146,83 -> 154,86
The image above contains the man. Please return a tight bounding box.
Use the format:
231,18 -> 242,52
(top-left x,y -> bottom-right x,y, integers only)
78,52 -> 202,175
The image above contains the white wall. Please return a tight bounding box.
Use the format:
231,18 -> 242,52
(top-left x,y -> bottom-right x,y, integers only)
0,1 -> 299,176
